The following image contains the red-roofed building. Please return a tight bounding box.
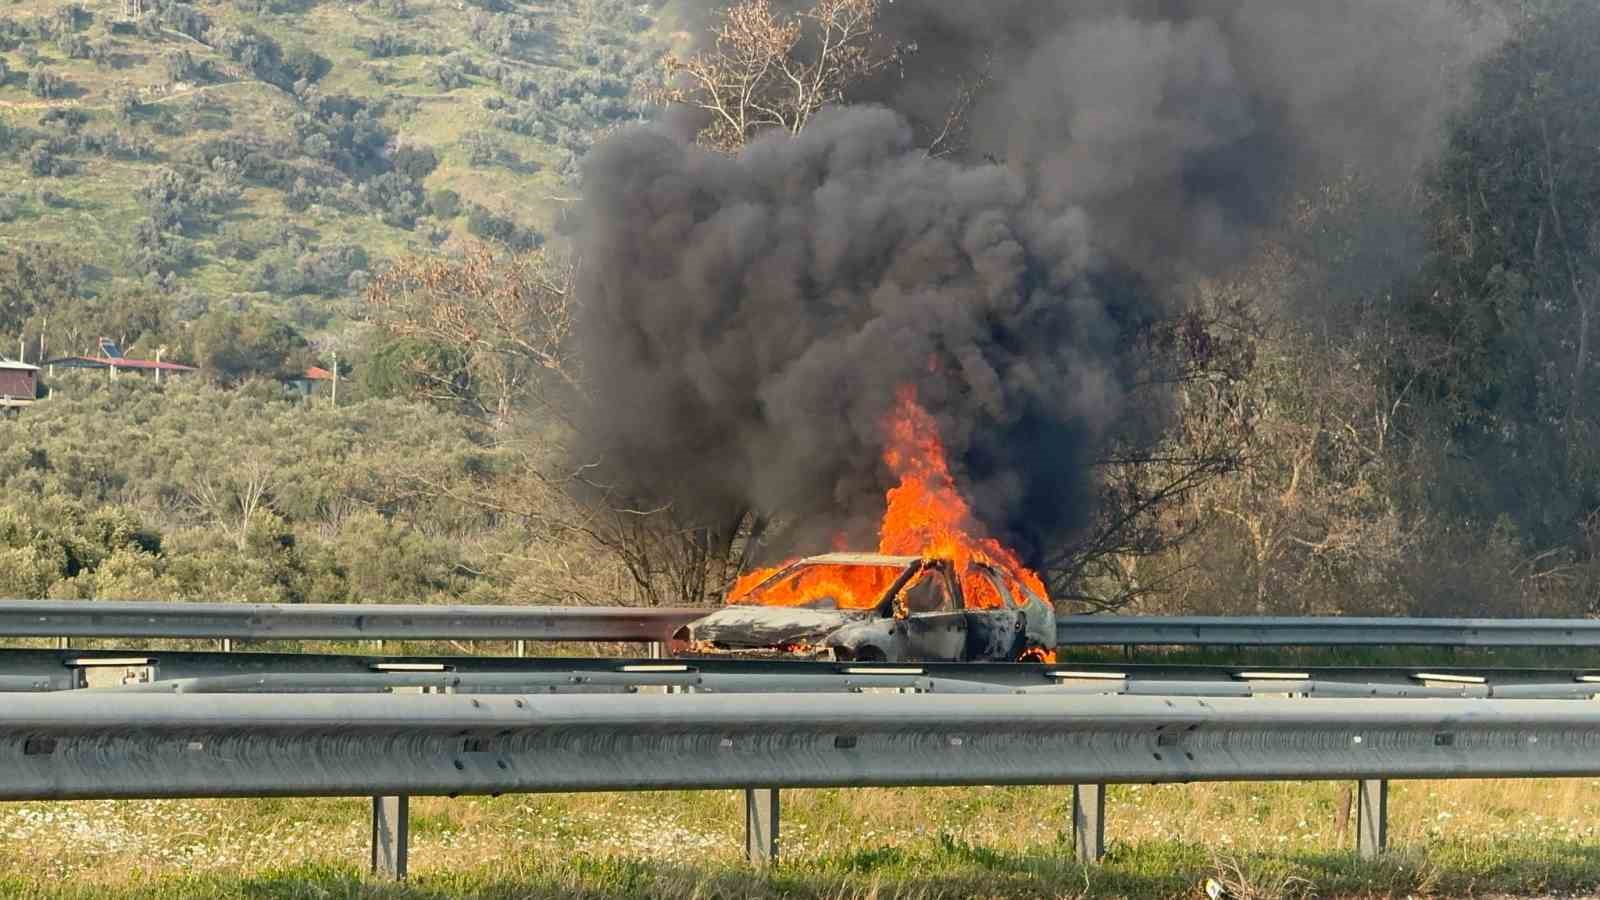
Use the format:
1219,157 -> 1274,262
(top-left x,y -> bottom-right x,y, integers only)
44,338 -> 197,382
44,355 -> 198,379
286,365 -> 336,398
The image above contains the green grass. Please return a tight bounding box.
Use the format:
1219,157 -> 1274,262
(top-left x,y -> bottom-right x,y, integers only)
6,781 -> 1600,898
7,837 -> 1600,898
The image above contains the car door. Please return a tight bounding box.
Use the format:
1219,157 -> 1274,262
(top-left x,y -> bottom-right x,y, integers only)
960,566 -> 1049,659
895,565 -> 968,660
961,568 -> 1025,661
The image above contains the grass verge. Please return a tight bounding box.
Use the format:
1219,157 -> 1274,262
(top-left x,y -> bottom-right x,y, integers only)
5,838 -> 1600,899
4,781 -> 1600,898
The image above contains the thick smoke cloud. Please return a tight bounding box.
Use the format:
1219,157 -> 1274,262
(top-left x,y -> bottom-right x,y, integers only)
577,0 -> 1499,565
871,0 -> 1502,271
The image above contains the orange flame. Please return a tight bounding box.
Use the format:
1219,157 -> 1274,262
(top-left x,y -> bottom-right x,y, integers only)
730,385 -> 1048,612
728,560 -> 902,610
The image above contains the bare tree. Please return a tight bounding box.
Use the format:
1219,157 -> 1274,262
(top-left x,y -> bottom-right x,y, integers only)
1048,301 -> 1257,612
388,436 -> 759,606
365,244 -> 579,431
1105,189 -> 1430,617
186,454 -> 277,551
654,0 -> 897,151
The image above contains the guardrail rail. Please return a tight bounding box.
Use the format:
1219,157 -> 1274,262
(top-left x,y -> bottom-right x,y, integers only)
0,598 -> 702,646
4,689 -> 1600,876
7,598 -> 1600,649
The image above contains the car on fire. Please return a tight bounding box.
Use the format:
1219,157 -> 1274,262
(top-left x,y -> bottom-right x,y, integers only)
673,552 -> 1056,662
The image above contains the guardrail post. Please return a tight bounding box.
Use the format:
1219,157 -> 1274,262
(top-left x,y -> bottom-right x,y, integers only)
1357,779 -> 1387,859
744,787 -> 779,866
1072,783 -> 1105,863
371,795 -> 409,879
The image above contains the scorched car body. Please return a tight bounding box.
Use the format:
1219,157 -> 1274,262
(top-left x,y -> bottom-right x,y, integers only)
675,552 -> 1056,662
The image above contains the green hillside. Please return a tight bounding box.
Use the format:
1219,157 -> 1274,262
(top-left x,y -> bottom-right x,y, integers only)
0,0 -> 665,345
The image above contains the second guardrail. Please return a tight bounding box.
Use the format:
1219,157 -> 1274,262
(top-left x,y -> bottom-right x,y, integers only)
5,598 -> 1600,648
0,598 -> 702,643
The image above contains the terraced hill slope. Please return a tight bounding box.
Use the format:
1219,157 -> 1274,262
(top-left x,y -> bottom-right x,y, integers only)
0,0 -> 665,341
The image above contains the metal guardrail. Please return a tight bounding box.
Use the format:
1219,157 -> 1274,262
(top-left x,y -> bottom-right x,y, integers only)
0,674 -> 51,691
6,598 -> 1600,648
7,692 -> 1596,800
5,645 -> 1599,691
6,598 -> 1596,883
2,690 -> 1598,875
1054,614 -> 1600,646
0,599 -> 702,642
52,671 -> 1600,700
82,670 -> 1015,695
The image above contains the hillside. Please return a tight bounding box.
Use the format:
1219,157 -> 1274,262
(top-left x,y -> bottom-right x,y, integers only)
0,0 -> 666,344
9,0 -> 1600,624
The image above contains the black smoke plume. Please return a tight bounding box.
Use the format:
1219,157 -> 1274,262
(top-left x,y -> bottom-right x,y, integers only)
576,0 -> 1500,567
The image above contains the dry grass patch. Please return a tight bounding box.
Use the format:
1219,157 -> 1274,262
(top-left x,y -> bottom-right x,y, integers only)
6,780 -> 1600,896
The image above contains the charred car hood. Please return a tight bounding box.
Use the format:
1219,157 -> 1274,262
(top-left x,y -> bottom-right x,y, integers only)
679,605 -> 870,648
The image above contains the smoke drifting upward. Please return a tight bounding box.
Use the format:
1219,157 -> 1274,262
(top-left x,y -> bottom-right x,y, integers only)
576,0 -> 1499,566
871,0 -> 1502,271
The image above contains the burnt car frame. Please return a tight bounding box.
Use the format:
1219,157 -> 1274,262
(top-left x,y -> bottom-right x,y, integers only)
675,552 -> 1056,662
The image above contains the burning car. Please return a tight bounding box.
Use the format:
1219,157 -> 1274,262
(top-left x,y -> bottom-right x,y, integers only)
678,385 -> 1060,663
675,552 -> 1056,662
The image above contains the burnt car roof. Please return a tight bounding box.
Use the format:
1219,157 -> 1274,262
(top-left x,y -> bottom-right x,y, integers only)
785,552 -> 925,567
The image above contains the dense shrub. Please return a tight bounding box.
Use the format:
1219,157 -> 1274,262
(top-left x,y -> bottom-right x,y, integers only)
464,203 -> 540,250
114,88 -> 141,121
360,170 -> 423,229
0,382 -> 505,603
52,4 -> 90,34
205,25 -> 278,82
26,68 -> 69,99
430,53 -> 474,90
253,241 -> 369,297
78,128 -> 156,161
23,144 -> 75,177
282,45 -> 331,85
355,30 -> 434,58
136,165 -> 238,232
391,144 -> 438,181
425,188 -> 460,220
292,93 -> 392,178
152,0 -> 210,41
128,222 -> 199,277
164,49 -> 217,84
39,108 -> 87,133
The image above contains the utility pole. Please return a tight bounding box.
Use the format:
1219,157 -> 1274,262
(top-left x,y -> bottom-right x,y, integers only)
155,347 -> 164,385
331,351 -> 339,406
